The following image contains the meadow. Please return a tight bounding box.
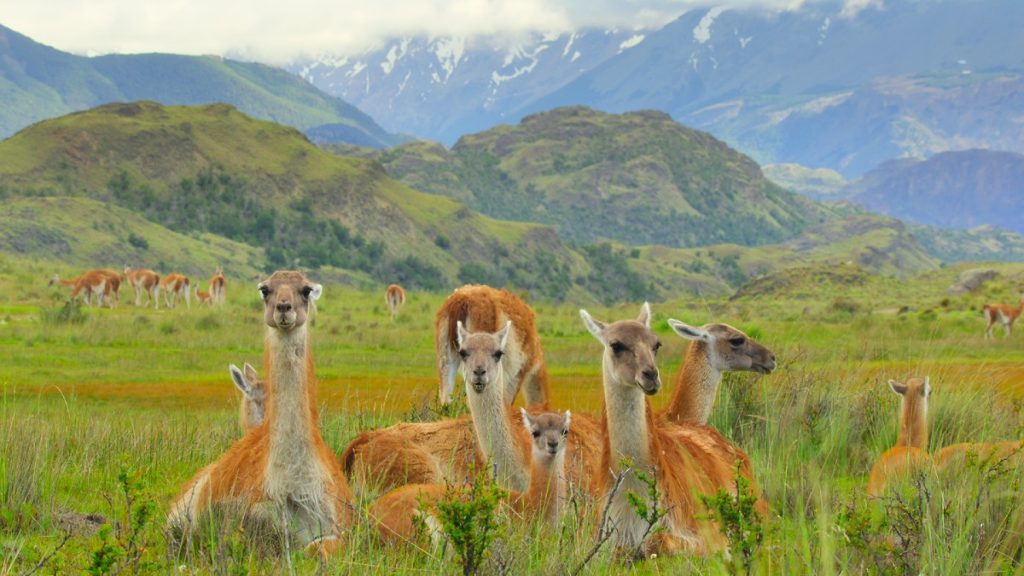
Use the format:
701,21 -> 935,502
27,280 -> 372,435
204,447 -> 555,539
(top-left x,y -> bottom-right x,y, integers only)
2,253 -> 1024,574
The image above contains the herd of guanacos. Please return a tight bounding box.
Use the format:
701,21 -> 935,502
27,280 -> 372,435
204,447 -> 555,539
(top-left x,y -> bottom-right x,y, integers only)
48,267 -> 1024,560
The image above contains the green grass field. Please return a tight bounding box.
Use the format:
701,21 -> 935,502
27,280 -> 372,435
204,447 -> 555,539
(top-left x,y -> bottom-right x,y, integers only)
2,253 -> 1024,574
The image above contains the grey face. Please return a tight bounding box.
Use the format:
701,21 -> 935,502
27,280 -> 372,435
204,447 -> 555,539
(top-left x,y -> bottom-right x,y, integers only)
257,270 -> 321,331
581,304 -> 663,395
522,410 -> 571,457
456,321 -> 509,395
606,322 -> 663,395
704,323 -> 777,374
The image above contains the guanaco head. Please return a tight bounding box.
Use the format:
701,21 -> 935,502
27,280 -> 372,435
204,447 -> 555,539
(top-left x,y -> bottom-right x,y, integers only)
229,363 -> 266,429
520,408 -> 571,459
456,320 -> 511,396
579,302 -> 662,395
889,376 -> 931,449
667,320 -> 776,374
257,270 -> 322,331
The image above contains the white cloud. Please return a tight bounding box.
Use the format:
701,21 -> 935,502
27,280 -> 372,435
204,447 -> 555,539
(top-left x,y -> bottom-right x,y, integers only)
839,0 -> 884,18
2,0 -> 901,63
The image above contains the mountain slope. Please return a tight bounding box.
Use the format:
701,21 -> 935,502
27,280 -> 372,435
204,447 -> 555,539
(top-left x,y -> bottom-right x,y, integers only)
372,107 -> 830,247
288,1 -> 1024,175
841,150 -> 1024,234
0,24 -> 401,147
0,196 -> 265,279
289,30 -> 637,144
525,1 -> 1024,176
0,101 -> 585,299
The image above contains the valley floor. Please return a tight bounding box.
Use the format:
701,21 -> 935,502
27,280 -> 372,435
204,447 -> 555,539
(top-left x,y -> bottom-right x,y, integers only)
2,255 -> 1024,574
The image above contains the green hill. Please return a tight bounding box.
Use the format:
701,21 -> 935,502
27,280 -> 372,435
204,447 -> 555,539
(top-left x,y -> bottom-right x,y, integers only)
631,213 -> 939,297
0,101 -> 961,304
0,24 -> 401,147
373,107 -> 831,247
0,196 -> 265,279
0,102 -> 593,299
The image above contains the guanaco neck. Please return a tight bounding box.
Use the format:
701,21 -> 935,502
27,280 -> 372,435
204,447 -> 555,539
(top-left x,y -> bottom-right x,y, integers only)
664,341 -> 720,425
519,450 -> 566,525
602,353 -> 652,470
466,372 -> 531,492
264,324 -> 327,496
896,394 -> 928,450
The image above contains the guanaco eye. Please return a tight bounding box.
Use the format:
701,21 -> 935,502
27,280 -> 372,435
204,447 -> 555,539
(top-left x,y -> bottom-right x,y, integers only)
300,286 -> 313,298
728,337 -> 746,347
258,286 -> 270,298
458,350 -> 469,360
493,351 -> 504,361
531,431 -> 540,439
653,341 -> 662,354
561,429 -> 568,437
610,342 -> 628,354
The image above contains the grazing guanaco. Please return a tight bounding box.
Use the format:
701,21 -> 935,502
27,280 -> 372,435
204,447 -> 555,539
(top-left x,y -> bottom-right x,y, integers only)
49,271 -> 113,307
168,271 -> 353,556
435,285 -> 550,407
124,266 -> 160,309
95,269 -> 122,307
385,284 -> 405,320
867,377 -> 934,497
369,409 -> 571,545
160,273 -> 191,309
661,319 -> 776,425
195,284 -> 214,306
210,266 -> 227,305
983,296 -> 1024,338
580,303 -> 765,556
229,363 -> 265,432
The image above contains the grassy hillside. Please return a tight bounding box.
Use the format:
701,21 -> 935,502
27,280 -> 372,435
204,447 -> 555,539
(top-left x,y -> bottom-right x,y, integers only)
0,196 -> 264,280
607,214 -> 940,298
0,101 -> 984,304
0,24 -> 400,147
373,107 -> 831,248
0,102 -> 597,301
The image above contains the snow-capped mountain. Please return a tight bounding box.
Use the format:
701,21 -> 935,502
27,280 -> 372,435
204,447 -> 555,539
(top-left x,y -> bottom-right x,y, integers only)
288,30 -> 638,143
291,0 -> 1024,176
528,0 -> 1024,175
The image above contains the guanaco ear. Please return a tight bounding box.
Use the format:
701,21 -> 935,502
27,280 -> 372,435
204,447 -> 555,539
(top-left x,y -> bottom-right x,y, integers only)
637,302 -> 652,328
563,410 -> 572,434
230,364 -> 251,396
923,376 -> 931,397
668,319 -> 711,342
520,407 -> 534,432
579,309 -> 607,343
496,320 -> 512,351
243,362 -> 259,384
888,379 -> 908,396
457,320 -> 470,348
309,283 -> 323,301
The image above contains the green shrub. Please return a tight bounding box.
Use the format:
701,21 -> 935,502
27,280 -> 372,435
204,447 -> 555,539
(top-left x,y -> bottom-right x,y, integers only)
436,466 -> 507,576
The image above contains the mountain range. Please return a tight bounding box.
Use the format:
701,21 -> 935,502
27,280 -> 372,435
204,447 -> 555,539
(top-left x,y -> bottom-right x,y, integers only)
291,0 -> 1024,176
841,149 -> 1024,235
0,24 -> 401,147
0,100 -> 967,304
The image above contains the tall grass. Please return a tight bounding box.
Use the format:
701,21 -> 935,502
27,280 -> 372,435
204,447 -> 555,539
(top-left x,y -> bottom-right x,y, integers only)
2,254 -> 1024,573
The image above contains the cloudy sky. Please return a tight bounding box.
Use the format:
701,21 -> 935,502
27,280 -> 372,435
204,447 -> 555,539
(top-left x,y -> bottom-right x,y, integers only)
5,0 -> 882,63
